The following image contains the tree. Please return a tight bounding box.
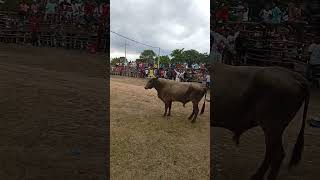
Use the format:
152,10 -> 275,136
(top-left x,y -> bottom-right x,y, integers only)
183,49 -> 202,65
110,57 -> 127,66
157,55 -> 171,67
170,48 -> 185,64
139,50 -> 156,63
170,48 -> 209,65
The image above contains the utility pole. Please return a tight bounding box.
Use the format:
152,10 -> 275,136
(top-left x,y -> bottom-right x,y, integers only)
124,40 -> 127,65
158,48 -> 160,69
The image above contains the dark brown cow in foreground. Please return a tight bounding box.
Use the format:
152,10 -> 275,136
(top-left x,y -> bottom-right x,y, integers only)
211,63 -> 310,180
145,77 -> 208,123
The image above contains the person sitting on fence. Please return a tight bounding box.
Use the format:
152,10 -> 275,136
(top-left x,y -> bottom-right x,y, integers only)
71,0 -> 80,21
30,1 -> 39,16
93,1 -> 101,21
102,2 -> 109,21
66,0 -> 73,22
45,0 -> 58,22
59,0 -> 69,21
259,5 -> 272,23
271,2 -> 282,24
19,0 -> 29,20
307,38 -> 320,80
84,1 -> 95,26
215,3 -> 229,23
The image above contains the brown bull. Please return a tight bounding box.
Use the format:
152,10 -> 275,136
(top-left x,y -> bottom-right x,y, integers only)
145,77 -> 208,123
211,63 -> 310,180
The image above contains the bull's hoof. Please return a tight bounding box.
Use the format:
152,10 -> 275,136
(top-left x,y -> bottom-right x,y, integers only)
250,174 -> 263,180
191,119 -> 196,123
163,114 -> 167,117
167,114 -> 171,116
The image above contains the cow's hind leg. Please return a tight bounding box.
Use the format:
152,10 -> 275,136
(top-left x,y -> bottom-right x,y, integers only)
188,110 -> 194,120
191,102 -> 199,123
163,103 -> 168,116
267,132 -> 285,180
250,129 -> 273,180
167,101 -> 172,116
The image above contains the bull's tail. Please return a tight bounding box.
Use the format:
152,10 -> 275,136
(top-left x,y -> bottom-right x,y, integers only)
200,88 -> 207,114
289,88 -> 310,169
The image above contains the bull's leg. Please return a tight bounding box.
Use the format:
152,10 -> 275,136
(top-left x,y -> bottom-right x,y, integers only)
167,101 -> 172,116
267,134 -> 285,180
191,102 -> 199,123
250,130 -> 273,180
163,103 -> 168,116
188,111 -> 194,120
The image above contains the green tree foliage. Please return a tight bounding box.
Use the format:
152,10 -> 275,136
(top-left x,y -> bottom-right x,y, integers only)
170,48 -> 209,64
170,48 -> 185,64
156,55 -> 170,67
139,49 -> 156,63
110,57 -> 127,66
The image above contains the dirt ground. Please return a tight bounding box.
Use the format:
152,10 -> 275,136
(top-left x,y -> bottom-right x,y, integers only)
110,76 -> 210,180
211,90 -> 320,180
0,43 -> 108,180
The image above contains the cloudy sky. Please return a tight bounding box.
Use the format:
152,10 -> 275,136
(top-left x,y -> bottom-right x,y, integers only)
110,0 -> 210,61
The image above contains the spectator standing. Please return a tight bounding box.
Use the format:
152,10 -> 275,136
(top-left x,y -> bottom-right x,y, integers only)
271,3 -> 282,24
211,30 -> 227,63
226,30 -> 240,54
30,1 -> 39,15
29,14 -> 40,46
308,39 -> 320,68
206,73 -> 210,88
259,5 -> 272,23
242,2 -> 249,22
45,0 -> 57,21
84,1 -> 95,25
174,69 -> 185,82
216,3 -> 229,23
19,0 -> 29,20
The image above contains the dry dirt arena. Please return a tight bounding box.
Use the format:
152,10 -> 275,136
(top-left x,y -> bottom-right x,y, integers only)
110,76 -> 210,179
0,43 -> 108,180
211,90 -> 320,180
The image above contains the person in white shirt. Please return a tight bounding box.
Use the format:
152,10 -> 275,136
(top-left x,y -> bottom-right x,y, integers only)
226,30 -> 240,54
206,74 -> 210,88
145,69 -> 149,77
259,6 -> 272,23
307,39 -> 320,79
174,69 -> 185,82
242,2 -> 249,22
210,30 -> 227,63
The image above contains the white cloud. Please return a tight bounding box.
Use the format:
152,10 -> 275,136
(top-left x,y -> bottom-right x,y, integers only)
110,0 -> 210,61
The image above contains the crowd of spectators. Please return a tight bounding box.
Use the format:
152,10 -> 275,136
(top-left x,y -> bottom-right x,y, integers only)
213,1 -> 311,26
1,0 -> 109,52
111,62 -> 210,87
212,1 -> 320,83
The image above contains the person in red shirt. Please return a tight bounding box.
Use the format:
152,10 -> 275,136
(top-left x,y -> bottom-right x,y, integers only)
216,3 -> 229,22
29,14 -> 40,46
19,0 -> 29,20
84,1 -> 94,25
102,3 -> 109,18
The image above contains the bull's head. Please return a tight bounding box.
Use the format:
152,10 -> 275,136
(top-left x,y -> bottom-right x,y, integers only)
144,77 -> 158,89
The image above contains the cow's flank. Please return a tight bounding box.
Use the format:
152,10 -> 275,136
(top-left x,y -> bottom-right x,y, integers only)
211,62 -> 310,180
